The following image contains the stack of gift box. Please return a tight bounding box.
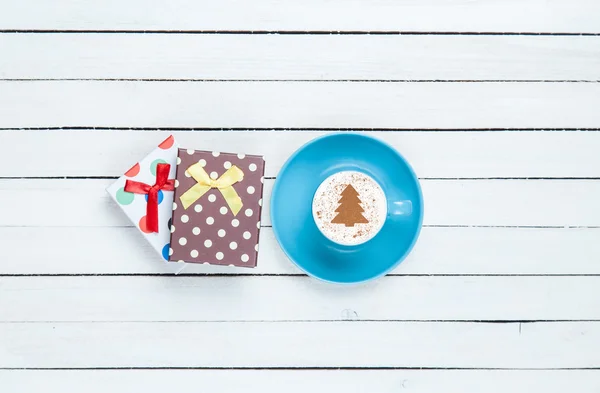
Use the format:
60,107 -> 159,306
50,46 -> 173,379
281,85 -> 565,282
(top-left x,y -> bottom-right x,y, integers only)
106,135 -> 265,271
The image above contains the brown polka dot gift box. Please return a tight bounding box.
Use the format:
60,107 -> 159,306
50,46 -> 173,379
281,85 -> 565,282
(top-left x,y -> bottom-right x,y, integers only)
169,148 -> 265,267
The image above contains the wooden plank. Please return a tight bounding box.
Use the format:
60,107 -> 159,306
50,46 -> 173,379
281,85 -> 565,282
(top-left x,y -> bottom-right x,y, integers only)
3,130 -> 600,178
4,226 -> 600,275
1,322 -> 597,368
1,0 -> 599,33
2,179 -> 600,228
2,370 -> 599,393
422,180 -> 600,228
1,276 -> 598,321
1,82 -> 599,129
2,35 -> 599,81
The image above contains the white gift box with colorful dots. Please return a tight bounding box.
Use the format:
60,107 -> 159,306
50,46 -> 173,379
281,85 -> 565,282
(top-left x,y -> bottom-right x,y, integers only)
106,135 -> 185,273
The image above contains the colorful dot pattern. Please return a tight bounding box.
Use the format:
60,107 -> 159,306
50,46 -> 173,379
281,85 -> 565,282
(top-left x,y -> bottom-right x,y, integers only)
106,135 -> 184,270
125,162 -> 140,177
145,189 -> 164,204
115,187 -> 135,205
158,135 -> 175,150
150,159 -> 168,176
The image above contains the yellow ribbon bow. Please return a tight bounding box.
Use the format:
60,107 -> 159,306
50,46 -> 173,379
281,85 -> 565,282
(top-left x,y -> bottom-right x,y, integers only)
179,163 -> 244,215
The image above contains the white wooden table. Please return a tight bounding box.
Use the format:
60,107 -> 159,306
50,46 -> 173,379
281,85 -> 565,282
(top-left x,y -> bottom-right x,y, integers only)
1,1 -> 599,391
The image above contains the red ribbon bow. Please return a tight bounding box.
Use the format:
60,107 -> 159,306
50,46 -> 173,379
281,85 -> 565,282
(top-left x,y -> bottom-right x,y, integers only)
124,163 -> 175,233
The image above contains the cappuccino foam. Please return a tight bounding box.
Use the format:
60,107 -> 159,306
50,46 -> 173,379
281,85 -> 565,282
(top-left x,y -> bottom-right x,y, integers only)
312,171 -> 386,246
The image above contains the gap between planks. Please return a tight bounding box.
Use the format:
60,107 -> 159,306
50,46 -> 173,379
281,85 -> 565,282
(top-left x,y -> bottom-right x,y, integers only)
3,177 -> 600,180
2,127 -> 600,131
1,30 -> 600,36
2,367 -> 600,370
0,320 -> 598,324
3,79 -> 600,83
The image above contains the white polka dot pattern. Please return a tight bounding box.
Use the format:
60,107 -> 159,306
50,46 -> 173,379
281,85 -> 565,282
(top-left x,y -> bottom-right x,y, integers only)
169,149 -> 265,267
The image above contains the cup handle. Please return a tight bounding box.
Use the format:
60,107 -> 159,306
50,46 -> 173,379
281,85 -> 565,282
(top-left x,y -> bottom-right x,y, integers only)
389,200 -> 412,216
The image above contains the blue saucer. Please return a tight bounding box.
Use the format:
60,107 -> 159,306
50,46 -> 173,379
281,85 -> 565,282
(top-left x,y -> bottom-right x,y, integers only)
271,133 -> 423,284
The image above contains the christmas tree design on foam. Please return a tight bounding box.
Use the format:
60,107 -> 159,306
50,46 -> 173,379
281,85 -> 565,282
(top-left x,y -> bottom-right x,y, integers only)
331,184 -> 369,227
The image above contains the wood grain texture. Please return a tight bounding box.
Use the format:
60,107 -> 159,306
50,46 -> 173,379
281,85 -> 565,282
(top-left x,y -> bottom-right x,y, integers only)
3,178 -> 599,227
1,276 -> 598,322
1,82 -> 599,128
1,0 -> 599,32
4,226 -> 600,275
2,370 -> 600,393
3,130 -> 600,178
1,322 -> 598,368
2,35 -> 599,81
1,0 -> 599,382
